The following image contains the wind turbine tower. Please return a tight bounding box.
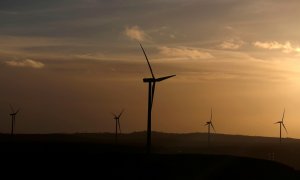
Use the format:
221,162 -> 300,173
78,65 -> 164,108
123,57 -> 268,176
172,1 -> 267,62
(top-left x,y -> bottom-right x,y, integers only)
274,109 -> 288,143
112,109 -> 124,144
9,104 -> 20,136
205,108 -> 215,145
140,43 -> 176,153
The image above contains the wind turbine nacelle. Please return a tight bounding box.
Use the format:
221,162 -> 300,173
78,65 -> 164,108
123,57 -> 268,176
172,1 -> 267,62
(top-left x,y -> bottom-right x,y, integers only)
143,78 -> 156,83
143,75 -> 176,83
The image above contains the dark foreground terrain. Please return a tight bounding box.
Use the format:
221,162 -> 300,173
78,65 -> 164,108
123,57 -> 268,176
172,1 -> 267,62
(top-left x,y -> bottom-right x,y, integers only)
1,133 -> 300,179
1,148 -> 299,179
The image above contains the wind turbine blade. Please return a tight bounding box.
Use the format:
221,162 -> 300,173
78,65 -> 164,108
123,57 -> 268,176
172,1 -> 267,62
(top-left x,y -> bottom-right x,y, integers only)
282,123 -> 288,134
15,108 -> 20,114
111,112 -> 117,118
274,121 -> 280,124
118,109 -> 125,118
140,43 -> 155,79
118,119 -> 121,134
210,108 -> 213,122
151,82 -> 156,106
155,75 -> 176,82
211,123 -> 216,132
9,104 -> 15,113
282,108 -> 285,122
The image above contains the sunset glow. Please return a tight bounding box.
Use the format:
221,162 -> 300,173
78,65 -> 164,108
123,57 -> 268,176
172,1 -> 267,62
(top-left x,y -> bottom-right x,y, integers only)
1,0 -> 300,139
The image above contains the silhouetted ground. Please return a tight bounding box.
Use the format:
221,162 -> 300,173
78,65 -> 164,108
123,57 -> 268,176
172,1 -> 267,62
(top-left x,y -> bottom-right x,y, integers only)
0,132 -> 300,179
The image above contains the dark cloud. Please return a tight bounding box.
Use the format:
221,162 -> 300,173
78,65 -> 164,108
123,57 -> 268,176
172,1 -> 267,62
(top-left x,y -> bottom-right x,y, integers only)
0,0 -> 244,39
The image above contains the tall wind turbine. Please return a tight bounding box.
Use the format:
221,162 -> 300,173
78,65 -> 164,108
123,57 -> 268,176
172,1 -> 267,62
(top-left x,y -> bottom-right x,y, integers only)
204,108 -> 215,145
9,104 -> 20,136
140,43 -> 176,153
274,109 -> 288,143
112,109 -> 124,144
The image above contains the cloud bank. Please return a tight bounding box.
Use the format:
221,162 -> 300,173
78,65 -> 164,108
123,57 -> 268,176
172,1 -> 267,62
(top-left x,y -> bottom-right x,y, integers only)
5,59 -> 45,68
253,41 -> 300,53
159,46 -> 214,60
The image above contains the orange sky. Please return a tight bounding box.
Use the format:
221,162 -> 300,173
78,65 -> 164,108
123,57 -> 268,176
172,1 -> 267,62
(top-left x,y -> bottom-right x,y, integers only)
1,0 -> 300,138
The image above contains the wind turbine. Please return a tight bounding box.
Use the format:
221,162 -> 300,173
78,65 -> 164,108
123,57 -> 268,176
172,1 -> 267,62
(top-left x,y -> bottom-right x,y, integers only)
9,104 -> 20,136
204,108 -> 215,145
140,43 -> 176,153
112,109 -> 124,144
274,108 -> 288,143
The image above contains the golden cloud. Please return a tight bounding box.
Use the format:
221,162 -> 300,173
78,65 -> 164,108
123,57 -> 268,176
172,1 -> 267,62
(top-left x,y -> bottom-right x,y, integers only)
159,46 -> 214,60
253,41 -> 300,53
5,59 -> 45,69
124,26 -> 149,42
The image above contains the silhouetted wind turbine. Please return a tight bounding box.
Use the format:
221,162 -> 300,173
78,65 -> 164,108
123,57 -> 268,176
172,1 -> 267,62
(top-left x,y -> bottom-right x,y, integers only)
112,109 -> 124,144
204,108 -> 216,145
140,43 -> 176,153
9,104 -> 20,136
274,108 -> 288,143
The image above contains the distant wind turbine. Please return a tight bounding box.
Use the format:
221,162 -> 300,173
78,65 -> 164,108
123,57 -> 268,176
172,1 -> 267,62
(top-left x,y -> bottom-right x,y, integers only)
204,108 -> 215,145
112,109 -> 124,144
9,104 -> 20,136
274,108 -> 288,143
140,43 -> 176,153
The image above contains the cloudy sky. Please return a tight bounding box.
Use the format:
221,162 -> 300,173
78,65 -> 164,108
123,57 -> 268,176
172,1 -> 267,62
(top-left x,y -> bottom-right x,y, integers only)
1,0 -> 300,138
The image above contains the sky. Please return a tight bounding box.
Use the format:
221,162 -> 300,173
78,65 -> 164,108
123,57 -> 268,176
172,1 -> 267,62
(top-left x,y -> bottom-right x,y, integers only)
1,0 -> 300,138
